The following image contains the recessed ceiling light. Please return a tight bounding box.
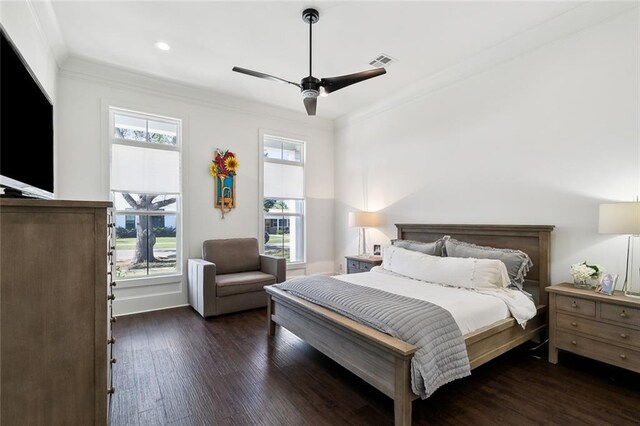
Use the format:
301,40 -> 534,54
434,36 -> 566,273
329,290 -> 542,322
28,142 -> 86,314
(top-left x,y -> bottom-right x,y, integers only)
155,41 -> 171,51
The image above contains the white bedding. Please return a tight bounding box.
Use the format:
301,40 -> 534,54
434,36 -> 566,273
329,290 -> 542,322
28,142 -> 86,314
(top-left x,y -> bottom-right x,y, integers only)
334,266 -> 536,335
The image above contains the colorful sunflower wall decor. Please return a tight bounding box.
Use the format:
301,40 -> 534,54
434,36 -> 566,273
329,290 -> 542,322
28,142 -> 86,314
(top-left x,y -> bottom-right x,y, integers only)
209,149 -> 239,218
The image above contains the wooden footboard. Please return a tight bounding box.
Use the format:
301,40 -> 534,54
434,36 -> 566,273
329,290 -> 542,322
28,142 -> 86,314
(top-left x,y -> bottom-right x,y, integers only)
266,287 -> 417,425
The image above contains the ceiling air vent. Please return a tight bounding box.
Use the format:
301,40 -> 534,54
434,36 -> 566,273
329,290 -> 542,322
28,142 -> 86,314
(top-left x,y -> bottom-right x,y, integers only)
369,54 -> 396,68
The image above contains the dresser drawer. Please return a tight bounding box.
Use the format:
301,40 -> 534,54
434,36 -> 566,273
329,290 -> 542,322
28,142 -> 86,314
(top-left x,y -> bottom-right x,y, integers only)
600,303 -> 640,327
556,331 -> 640,372
556,295 -> 595,317
557,313 -> 640,349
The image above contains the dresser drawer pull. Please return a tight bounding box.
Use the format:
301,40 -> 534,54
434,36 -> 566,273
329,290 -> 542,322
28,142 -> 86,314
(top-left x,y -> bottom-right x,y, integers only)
107,337 -> 116,345
620,333 -> 628,339
110,358 -> 117,364
620,354 -> 627,360
571,322 -> 577,327
571,301 -> 577,308
620,311 -> 627,318
571,340 -> 577,345
107,386 -> 115,395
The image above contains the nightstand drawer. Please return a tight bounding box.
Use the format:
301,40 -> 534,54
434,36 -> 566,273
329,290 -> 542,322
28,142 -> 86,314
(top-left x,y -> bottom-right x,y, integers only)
345,256 -> 383,274
556,331 -> 640,372
600,303 -> 640,327
557,313 -> 640,349
347,260 -> 360,271
556,295 -> 595,317
361,263 -> 373,272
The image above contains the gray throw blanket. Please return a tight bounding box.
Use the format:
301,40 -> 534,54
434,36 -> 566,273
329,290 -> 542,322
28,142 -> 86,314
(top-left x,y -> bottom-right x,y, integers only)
275,275 -> 470,398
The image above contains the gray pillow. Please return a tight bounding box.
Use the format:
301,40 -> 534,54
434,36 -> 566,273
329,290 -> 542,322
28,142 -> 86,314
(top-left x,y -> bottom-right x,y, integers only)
391,236 -> 448,257
444,238 -> 532,290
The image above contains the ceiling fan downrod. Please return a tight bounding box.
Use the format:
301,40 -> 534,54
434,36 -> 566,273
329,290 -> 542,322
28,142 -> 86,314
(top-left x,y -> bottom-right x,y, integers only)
301,8 -> 321,103
302,8 -> 319,77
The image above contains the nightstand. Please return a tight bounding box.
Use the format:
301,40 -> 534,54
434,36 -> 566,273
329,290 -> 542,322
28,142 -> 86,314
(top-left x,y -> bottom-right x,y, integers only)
345,255 -> 383,274
546,283 -> 640,373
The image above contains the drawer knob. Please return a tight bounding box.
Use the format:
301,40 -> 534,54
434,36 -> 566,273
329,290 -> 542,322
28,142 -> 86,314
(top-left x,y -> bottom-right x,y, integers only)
107,294 -> 116,301
620,354 -> 627,360
571,301 -> 577,308
110,317 -> 117,324
620,333 -> 628,339
571,340 -> 577,345
571,322 -> 577,327
107,337 -> 116,345
110,358 -> 117,364
107,386 -> 115,395
620,311 -> 627,318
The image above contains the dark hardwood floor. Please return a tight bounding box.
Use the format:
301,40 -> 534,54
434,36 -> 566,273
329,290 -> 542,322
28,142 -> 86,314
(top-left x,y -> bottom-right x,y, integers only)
110,307 -> 640,426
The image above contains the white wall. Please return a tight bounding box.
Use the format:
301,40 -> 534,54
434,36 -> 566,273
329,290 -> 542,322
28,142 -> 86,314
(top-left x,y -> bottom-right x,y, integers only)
334,10 -> 639,284
56,58 -> 334,315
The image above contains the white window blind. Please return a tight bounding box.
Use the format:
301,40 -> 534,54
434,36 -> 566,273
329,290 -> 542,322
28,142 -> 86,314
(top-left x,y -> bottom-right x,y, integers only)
263,162 -> 304,199
111,144 -> 180,194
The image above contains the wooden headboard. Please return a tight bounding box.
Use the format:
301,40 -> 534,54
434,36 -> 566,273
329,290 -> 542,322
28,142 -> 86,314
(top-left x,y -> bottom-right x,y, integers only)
396,224 -> 554,306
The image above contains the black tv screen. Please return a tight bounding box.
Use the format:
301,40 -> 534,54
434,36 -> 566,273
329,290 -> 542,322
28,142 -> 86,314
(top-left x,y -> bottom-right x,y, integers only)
1,28 -> 54,198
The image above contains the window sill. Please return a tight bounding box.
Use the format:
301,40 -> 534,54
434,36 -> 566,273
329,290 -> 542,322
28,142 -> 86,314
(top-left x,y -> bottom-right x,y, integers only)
286,262 -> 306,271
115,273 -> 183,289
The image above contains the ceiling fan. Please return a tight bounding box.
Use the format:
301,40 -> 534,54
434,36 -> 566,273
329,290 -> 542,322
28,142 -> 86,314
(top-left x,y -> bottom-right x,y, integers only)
232,8 -> 387,116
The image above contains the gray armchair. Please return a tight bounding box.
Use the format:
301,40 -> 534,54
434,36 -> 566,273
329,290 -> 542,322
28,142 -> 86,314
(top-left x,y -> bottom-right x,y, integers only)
188,238 -> 285,317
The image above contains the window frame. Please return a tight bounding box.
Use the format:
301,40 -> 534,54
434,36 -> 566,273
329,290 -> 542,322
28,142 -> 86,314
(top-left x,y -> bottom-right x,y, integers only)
109,107 -> 183,285
259,130 -> 307,267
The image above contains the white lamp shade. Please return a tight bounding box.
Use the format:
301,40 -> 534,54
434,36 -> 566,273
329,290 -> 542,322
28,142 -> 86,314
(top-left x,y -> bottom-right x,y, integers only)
348,211 -> 381,227
599,202 -> 640,234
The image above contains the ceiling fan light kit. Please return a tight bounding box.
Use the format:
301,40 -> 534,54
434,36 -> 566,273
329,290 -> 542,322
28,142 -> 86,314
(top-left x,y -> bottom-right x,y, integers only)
232,7 -> 387,116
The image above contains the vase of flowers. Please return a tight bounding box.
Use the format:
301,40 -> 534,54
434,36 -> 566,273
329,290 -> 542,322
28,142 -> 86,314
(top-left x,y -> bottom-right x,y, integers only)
570,261 -> 603,289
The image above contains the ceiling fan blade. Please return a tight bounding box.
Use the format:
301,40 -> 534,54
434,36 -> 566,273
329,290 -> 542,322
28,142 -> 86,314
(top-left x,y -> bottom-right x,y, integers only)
232,66 -> 301,88
321,68 -> 386,94
303,97 -> 317,116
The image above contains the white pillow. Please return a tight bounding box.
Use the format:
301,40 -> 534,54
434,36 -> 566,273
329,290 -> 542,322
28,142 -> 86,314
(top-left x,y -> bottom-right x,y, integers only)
383,245 -> 511,290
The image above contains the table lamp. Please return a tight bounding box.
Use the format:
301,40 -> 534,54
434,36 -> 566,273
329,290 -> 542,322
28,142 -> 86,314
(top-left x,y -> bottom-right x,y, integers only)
348,211 -> 380,257
599,202 -> 640,297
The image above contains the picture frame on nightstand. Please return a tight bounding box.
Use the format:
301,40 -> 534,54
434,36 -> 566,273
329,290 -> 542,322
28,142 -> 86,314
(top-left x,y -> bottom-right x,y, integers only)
595,273 -> 618,296
373,244 -> 381,256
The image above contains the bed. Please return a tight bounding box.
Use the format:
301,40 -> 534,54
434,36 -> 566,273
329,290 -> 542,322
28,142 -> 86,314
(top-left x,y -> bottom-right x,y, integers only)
265,224 -> 554,426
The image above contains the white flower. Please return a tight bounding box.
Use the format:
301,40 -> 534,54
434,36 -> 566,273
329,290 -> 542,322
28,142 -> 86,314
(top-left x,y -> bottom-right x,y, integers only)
570,261 -> 603,281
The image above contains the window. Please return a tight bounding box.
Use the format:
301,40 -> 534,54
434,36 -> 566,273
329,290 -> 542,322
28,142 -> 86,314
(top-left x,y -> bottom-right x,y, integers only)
261,134 -> 305,264
110,108 -> 181,280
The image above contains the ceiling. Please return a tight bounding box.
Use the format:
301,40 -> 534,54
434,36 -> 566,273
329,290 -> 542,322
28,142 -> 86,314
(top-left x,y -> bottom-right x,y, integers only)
43,1 -> 623,118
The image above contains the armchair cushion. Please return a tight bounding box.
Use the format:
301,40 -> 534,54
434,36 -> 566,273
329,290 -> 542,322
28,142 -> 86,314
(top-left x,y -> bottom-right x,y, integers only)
216,271 -> 277,297
202,238 -> 260,274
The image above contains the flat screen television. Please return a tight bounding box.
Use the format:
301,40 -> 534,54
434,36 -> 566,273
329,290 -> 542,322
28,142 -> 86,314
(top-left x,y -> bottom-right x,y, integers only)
1,27 -> 54,199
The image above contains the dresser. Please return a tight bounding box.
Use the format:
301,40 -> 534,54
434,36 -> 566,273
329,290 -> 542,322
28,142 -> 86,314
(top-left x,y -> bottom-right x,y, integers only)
345,255 -> 383,274
547,283 -> 640,373
0,198 -> 112,425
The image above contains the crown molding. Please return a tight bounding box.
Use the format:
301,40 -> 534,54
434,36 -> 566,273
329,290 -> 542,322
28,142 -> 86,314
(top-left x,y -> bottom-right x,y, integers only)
26,0 -> 68,67
334,2 -> 638,129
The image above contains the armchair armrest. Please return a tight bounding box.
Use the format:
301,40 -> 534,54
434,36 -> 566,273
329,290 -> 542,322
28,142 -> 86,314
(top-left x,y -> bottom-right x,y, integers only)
260,254 -> 286,283
187,258 -> 217,317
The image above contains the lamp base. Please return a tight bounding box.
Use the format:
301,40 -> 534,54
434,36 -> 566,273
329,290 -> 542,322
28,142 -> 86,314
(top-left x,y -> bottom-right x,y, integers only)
358,227 -> 370,257
621,235 -> 640,298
